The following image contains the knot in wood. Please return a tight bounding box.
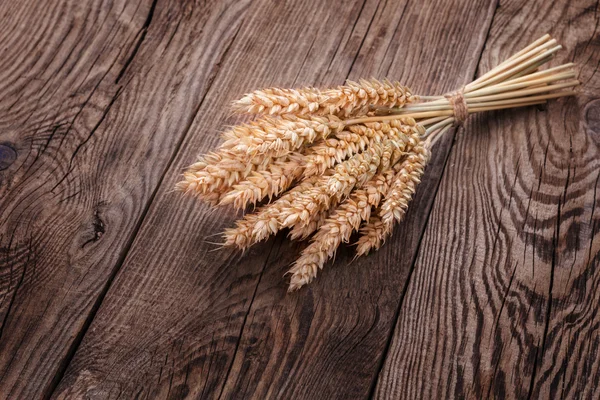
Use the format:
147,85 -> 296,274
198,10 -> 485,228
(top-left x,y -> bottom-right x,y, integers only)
0,144 -> 17,171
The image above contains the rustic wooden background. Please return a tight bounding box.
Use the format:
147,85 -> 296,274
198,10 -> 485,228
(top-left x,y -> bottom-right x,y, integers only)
0,0 -> 598,398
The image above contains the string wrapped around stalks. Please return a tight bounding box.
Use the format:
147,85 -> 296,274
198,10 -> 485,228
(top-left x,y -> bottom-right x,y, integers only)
176,34 -> 579,291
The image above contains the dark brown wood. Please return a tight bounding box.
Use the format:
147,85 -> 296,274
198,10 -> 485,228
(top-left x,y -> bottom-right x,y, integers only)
1,0 -> 598,398
51,0 -> 379,398
373,1 -> 600,399
0,0 -> 250,397
51,0 -> 499,399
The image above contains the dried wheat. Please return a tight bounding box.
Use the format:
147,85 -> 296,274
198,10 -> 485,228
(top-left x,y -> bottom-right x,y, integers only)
233,79 -> 414,117
218,120 -> 414,209
221,114 -> 345,157
223,142 -> 387,249
176,148 -> 276,203
355,141 -> 430,257
219,152 -> 305,209
304,125 -> 409,177
288,201 -> 337,241
287,144 -> 408,290
223,176 -> 321,249
180,35 -> 579,292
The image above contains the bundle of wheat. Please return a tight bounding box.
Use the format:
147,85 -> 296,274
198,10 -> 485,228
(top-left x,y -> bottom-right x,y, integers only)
176,34 -> 579,291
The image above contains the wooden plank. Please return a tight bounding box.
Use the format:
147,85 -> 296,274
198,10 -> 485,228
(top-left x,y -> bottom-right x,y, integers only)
51,0 -> 377,398
0,0 -> 250,397
373,0 -> 600,398
52,0 -> 499,399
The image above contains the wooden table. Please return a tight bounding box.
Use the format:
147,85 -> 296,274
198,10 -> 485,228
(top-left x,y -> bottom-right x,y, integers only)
1,0 -> 598,398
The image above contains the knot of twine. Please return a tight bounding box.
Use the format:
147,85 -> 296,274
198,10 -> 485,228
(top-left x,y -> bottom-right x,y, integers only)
445,89 -> 468,126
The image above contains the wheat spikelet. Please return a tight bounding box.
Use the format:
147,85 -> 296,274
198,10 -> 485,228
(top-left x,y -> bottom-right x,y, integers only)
218,119 -> 417,209
355,141 -> 430,257
221,114 -> 345,157
286,192 -> 372,290
324,141 -> 385,198
233,79 -> 414,117
223,142 -> 387,250
178,115 -> 424,208
288,200 -> 338,241
232,87 -> 324,115
287,143 -> 411,290
355,216 -> 386,257
219,152 -> 305,209
223,176 -> 321,249
329,79 -> 415,117
302,132 -> 369,177
303,119 -> 420,177
219,125 -> 397,210
279,141 -> 387,230
176,148 -> 278,203
221,135 -> 413,252
288,132 -> 417,242
178,114 -> 344,203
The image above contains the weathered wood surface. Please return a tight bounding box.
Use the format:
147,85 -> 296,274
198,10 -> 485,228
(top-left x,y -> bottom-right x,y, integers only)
0,0 -> 597,398
0,0 -> 250,397
53,0 -> 498,398
373,1 -> 600,399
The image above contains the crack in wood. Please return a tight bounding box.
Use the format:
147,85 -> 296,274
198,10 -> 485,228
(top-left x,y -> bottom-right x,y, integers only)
115,0 -> 158,84
50,85 -> 124,193
81,204 -> 107,249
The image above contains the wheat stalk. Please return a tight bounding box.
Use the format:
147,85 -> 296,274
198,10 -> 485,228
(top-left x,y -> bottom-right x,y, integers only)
178,34 -> 579,291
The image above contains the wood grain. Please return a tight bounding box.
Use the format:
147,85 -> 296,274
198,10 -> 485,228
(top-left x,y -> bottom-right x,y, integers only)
0,0 -> 250,397
373,0 -> 600,398
51,0 -> 381,398
2,0 -> 598,398
52,0 -> 499,399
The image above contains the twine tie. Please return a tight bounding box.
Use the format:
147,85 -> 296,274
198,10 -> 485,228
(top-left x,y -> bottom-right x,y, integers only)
445,89 -> 468,125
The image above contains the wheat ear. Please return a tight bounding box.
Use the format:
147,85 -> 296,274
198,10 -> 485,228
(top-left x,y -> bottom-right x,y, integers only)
221,114 -> 345,157
233,79 -> 415,117
286,141 -> 414,290
220,119 -> 419,209
355,141 -> 431,256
